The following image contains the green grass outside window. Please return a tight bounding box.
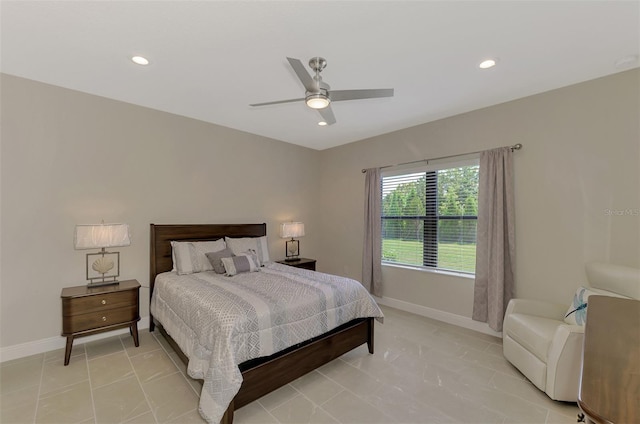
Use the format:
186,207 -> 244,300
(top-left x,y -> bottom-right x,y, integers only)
382,239 -> 476,274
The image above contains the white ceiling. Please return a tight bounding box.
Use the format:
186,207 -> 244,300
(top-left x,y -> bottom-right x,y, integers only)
2,1 -> 638,150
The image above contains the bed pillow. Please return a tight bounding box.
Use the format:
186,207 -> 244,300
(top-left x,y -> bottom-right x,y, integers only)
221,253 -> 260,276
205,248 -> 235,274
171,239 -> 226,275
564,286 -> 628,326
225,236 -> 270,265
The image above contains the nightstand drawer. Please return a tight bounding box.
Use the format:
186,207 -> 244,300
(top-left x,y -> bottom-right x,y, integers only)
295,261 -> 315,270
62,290 -> 137,316
63,305 -> 138,334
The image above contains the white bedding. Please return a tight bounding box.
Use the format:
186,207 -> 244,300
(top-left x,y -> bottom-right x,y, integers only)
150,262 -> 384,423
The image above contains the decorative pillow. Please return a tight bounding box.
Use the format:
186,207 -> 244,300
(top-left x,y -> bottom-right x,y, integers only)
205,248 -> 235,274
225,236 -> 270,266
241,249 -> 260,268
564,286 -> 627,326
221,253 -> 260,276
171,239 -> 226,275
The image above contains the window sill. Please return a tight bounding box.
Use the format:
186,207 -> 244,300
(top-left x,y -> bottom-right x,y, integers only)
382,262 -> 475,280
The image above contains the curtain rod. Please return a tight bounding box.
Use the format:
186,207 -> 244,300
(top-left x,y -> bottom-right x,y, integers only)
361,143 -> 522,173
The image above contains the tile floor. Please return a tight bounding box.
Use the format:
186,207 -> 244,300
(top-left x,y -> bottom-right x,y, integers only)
1,306 -> 579,423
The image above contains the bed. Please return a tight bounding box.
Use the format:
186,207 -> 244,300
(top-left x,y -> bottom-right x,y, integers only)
148,223 -> 383,424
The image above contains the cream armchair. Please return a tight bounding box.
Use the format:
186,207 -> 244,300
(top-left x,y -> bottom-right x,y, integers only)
502,262 -> 640,401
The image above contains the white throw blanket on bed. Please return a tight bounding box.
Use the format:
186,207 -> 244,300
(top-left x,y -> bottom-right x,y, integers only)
150,262 -> 384,423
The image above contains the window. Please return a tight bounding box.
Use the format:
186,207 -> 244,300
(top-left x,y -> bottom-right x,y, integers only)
381,159 -> 479,274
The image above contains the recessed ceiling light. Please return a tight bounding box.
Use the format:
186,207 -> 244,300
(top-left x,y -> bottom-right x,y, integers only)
131,56 -> 149,66
479,59 -> 497,69
318,121 -> 328,126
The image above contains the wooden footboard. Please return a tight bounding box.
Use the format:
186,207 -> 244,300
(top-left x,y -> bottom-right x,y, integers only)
157,317 -> 374,424
234,317 -> 373,409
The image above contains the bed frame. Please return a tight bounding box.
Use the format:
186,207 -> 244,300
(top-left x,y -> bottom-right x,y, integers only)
149,223 -> 375,424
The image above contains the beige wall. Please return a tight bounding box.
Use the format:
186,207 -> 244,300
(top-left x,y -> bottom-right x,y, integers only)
0,74 -> 321,348
2,69 -> 639,352
317,69 -> 640,319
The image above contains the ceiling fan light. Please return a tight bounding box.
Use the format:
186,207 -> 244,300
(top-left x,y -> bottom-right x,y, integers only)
306,94 -> 330,109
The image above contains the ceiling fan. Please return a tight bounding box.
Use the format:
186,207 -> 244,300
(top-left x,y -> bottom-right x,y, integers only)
250,57 -> 394,125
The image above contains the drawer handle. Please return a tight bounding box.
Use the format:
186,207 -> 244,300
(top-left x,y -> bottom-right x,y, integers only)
102,316 -> 107,322
101,300 -> 107,305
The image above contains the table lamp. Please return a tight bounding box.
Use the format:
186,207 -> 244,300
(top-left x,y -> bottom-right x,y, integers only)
280,222 -> 305,261
74,222 -> 131,287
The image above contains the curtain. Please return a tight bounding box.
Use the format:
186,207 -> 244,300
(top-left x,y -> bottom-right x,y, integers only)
362,167 -> 382,297
472,147 -> 515,332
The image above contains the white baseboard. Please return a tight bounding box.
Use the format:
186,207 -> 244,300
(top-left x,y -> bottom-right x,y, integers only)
374,296 -> 502,338
0,316 -> 150,363
1,301 -> 500,363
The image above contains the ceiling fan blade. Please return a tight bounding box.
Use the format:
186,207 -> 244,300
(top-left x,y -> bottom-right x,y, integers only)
329,88 -> 394,102
250,98 -> 305,107
287,57 -> 317,93
318,106 -> 336,125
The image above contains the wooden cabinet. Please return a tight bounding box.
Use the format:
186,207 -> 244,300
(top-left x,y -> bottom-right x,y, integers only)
61,279 -> 140,365
578,296 -> 640,423
276,258 -> 316,271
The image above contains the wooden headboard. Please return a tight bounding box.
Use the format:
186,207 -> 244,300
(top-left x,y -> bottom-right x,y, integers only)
149,223 -> 267,329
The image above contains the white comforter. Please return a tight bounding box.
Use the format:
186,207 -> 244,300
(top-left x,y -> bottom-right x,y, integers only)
150,262 -> 384,423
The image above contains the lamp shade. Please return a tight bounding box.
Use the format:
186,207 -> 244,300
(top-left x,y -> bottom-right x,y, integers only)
74,223 -> 131,250
280,222 -> 305,239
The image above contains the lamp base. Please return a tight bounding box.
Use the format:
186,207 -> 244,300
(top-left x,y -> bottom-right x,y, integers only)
285,239 -> 300,260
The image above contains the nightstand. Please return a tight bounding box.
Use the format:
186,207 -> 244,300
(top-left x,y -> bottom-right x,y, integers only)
276,258 -> 316,271
61,279 -> 140,365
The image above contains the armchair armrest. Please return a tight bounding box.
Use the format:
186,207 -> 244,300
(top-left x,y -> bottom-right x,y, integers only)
545,324 -> 585,401
505,298 -> 568,321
